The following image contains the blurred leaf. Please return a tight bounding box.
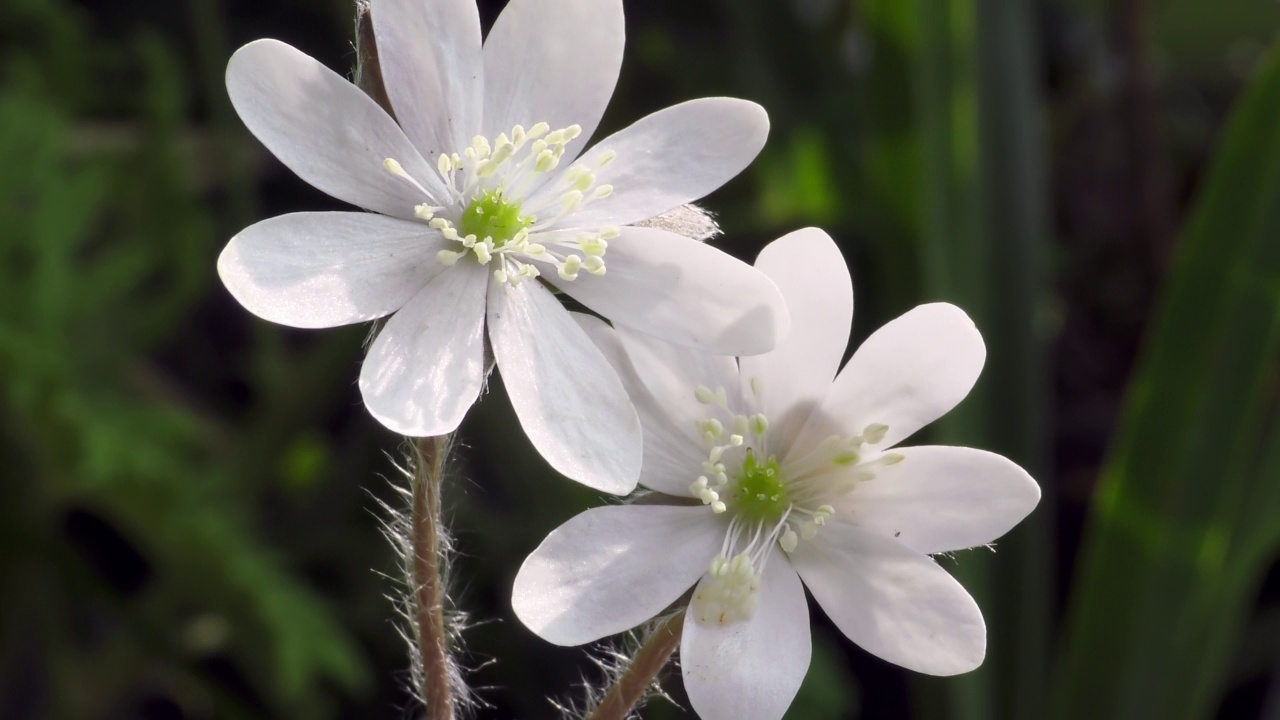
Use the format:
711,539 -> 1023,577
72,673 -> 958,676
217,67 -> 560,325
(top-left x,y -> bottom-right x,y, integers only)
757,127 -> 840,225
907,2 -> 1052,719
0,20 -> 370,716
782,634 -> 860,720
1052,36 -> 1280,720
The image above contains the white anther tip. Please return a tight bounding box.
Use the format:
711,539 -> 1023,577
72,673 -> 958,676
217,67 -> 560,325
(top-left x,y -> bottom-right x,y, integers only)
695,385 -> 716,404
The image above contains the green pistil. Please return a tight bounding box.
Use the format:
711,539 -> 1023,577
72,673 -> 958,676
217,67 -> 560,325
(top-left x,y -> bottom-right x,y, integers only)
459,191 -> 532,247
734,450 -> 789,522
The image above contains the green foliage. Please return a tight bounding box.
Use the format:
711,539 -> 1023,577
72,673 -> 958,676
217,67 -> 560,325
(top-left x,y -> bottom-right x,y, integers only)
1052,36 -> 1280,720
0,1 -> 369,716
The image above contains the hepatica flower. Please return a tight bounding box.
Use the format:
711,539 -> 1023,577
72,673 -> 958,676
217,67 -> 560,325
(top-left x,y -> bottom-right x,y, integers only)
513,229 -> 1041,719
216,0 -> 786,492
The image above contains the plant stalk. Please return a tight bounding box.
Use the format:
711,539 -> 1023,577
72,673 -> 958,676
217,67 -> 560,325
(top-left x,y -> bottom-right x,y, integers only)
353,9 -> 452,717
587,610 -> 686,720
413,435 -> 454,720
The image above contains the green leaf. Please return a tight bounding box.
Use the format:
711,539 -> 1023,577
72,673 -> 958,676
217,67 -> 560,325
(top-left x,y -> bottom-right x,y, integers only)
1051,36 -> 1280,720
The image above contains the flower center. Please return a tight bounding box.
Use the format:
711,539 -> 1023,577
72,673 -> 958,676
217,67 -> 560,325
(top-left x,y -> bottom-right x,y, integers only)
381,122 -> 621,287
687,376 -> 905,626
733,450 -> 788,523
458,191 -> 532,248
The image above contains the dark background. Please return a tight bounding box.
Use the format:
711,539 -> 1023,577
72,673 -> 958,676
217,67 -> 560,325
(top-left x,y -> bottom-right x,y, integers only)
2,0 -> 1279,718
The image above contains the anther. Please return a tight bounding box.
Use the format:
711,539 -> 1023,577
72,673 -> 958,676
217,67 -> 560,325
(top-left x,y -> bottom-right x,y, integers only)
383,157 -> 434,198
751,414 -> 769,435
780,528 -> 798,553
558,254 -> 581,280
862,423 -> 889,444
695,385 -> 716,404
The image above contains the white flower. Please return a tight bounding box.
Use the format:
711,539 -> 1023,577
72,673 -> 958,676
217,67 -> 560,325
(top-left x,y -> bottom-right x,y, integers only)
216,0 -> 788,493
512,228 -> 1041,719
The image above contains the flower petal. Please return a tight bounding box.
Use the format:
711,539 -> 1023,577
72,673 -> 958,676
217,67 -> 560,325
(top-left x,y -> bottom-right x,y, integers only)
790,523 -> 986,676
371,0 -> 482,156
358,264 -> 488,436
739,228 -> 852,453
535,98 -> 769,229
225,39 -> 443,216
488,280 -> 641,493
481,0 -> 624,157
513,504 -> 722,646
575,315 -> 706,497
834,446 -> 1040,555
682,549 -> 810,720
614,324 -> 740,448
794,303 -> 985,456
553,226 -> 789,356
218,212 -> 443,328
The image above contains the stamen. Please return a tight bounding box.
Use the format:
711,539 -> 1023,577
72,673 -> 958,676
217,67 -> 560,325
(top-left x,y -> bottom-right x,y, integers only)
862,423 -> 889,445
693,551 -> 761,625
383,157 -> 435,199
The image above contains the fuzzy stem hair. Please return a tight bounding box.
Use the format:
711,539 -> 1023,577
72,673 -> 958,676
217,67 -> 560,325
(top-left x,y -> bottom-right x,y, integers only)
354,6 -> 460,717
586,610 -> 686,720
412,436 -> 455,720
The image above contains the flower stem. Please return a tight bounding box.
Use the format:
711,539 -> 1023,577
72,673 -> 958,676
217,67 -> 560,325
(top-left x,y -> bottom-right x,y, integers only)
350,9 -> 454,716
353,1 -> 396,120
587,610 -> 686,720
412,436 -> 454,720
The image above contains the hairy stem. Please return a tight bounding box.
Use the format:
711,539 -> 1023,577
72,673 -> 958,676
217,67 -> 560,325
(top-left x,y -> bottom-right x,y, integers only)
352,7 -> 455,717
413,436 -> 454,720
587,611 -> 686,720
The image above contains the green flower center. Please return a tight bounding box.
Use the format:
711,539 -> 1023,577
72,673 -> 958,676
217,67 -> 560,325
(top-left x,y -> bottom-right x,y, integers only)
459,191 -> 532,247
733,450 -> 789,522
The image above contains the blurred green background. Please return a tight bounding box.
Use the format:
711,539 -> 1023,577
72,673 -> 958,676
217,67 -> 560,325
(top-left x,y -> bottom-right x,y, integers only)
3,0 -> 1280,718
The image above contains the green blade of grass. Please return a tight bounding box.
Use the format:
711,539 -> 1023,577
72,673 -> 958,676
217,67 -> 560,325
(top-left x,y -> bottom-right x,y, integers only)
913,2 -> 1051,719
1052,38 -> 1280,720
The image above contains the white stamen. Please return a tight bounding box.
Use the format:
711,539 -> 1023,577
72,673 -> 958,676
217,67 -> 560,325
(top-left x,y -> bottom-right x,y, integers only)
693,551 -> 761,625
862,423 -> 889,445
695,385 -> 717,404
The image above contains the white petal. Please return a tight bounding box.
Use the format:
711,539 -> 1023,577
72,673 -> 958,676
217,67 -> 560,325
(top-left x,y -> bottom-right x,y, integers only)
371,0 -> 482,156
488,280 -> 641,493
794,303 -> 985,456
834,446 -> 1040,555
535,98 -> 769,229
513,504 -> 722,646
790,523 -> 986,676
225,39 -> 443,216
553,226 -> 789,356
739,228 -> 852,453
682,549 -> 810,720
575,315 -> 706,497
614,325 -> 741,450
481,0 -> 623,156
358,264 -> 488,436
218,212 -> 443,328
